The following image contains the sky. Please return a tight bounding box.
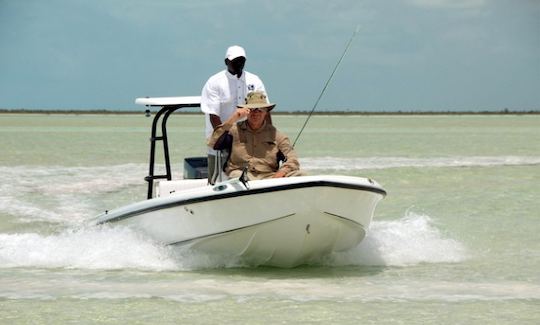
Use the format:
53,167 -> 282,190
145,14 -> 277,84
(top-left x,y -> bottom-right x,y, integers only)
0,0 -> 539,112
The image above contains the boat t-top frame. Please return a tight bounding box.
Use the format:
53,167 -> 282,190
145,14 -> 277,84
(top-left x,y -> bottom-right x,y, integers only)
135,96 -> 201,199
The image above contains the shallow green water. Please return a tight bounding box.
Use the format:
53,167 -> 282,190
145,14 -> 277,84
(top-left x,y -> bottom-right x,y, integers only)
1,113 -> 539,324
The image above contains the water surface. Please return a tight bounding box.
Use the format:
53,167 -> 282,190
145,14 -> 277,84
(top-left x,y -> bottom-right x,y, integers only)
1,113 -> 539,323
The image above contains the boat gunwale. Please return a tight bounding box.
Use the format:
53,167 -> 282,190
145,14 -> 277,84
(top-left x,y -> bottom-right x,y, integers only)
96,179 -> 386,225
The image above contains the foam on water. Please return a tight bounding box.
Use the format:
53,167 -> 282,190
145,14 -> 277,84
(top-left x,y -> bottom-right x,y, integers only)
326,212 -> 468,266
0,226 -> 177,270
0,213 -> 467,271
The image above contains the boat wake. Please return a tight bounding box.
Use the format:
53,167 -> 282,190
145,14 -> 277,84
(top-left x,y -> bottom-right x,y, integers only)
324,212 -> 468,267
302,155 -> 540,170
0,226 -> 177,271
1,156 -> 536,222
0,212 -> 467,270
0,164 -> 146,224
0,162 -> 472,270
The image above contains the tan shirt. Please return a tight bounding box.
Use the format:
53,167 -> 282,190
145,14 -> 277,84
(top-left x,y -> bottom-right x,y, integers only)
208,120 -> 300,178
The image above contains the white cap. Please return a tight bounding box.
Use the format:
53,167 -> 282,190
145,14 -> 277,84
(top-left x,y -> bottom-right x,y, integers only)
225,45 -> 246,60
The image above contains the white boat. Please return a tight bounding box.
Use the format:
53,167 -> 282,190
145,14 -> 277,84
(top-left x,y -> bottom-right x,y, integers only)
93,97 -> 386,268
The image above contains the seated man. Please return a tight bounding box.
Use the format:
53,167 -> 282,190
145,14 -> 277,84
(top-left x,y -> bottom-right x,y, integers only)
207,91 -> 304,180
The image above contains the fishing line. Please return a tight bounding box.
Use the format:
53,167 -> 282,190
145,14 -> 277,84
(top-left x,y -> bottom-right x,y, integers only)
292,25 -> 360,148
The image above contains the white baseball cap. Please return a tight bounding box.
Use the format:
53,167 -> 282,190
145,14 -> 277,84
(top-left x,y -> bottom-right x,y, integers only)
225,45 -> 246,60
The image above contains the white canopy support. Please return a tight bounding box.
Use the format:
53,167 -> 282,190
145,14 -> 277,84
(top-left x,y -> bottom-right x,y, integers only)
135,96 -> 201,107
135,95 -> 203,199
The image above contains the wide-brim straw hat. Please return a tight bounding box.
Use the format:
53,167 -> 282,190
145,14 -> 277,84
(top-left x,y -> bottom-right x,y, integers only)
237,91 -> 276,111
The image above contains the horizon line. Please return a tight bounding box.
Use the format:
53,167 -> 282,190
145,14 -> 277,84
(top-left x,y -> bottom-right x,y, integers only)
1,108 -> 539,116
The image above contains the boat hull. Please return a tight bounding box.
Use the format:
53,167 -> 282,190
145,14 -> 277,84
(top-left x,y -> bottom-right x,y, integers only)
94,175 -> 385,267
183,206 -> 366,267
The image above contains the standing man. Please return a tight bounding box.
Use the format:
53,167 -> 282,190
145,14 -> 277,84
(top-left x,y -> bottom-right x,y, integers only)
201,45 -> 267,183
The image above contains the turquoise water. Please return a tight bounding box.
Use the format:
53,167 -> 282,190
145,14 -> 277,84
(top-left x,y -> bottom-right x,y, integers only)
1,113 -> 539,324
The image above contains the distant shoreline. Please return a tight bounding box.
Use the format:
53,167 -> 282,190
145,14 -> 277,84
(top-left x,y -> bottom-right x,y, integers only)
0,108 -> 538,115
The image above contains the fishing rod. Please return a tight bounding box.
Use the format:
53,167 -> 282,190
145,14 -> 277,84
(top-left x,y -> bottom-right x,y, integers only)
292,26 -> 360,148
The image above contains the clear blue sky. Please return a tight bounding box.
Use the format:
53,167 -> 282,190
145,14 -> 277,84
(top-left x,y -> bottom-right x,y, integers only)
1,0 -> 539,111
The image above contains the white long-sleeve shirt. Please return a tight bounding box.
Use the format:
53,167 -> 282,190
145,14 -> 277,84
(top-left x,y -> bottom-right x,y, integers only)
201,69 -> 266,154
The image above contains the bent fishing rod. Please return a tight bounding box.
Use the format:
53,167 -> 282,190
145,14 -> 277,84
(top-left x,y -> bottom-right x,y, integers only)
292,26 -> 360,148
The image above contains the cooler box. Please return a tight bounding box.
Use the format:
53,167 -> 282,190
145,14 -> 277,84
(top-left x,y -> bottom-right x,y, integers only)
183,157 -> 208,179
